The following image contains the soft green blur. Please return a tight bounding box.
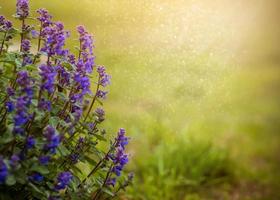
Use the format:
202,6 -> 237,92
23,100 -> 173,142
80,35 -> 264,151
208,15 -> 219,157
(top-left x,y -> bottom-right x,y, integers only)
1,0 -> 280,199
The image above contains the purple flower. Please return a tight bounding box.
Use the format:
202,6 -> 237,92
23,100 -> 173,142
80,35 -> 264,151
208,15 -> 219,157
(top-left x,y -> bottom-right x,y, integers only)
23,56 -> 32,66
77,137 -> 85,146
4,20 -> 13,31
17,71 -> 32,88
106,178 -> 116,187
39,156 -> 50,165
43,125 -> 61,154
71,73 -> 91,103
0,16 -> 4,26
13,97 -> 30,125
109,129 -> 130,178
55,171 -> 72,190
26,136 -> 35,149
0,16 -> 13,32
67,53 -> 76,64
88,122 -> 96,131
56,65 -> 71,87
10,154 -> 20,168
22,39 -> 31,53
96,90 -> 108,99
71,105 -> 83,122
31,30 -> 39,38
95,107 -> 105,122
13,127 -> 24,135
76,25 -> 95,73
39,64 -> 57,94
69,153 -> 79,164
97,66 -> 111,87
37,8 -> 52,28
69,137 -> 85,163
7,87 -> 15,96
0,157 -> 8,184
38,98 -> 51,111
16,0 -> 29,19
29,173 -> 43,182
40,22 -> 69,58
5,101 -> 14,112
116,128 -> 129,149
74,73 -> 91,93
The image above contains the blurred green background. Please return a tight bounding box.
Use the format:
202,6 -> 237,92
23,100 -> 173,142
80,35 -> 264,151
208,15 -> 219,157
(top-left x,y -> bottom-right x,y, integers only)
1,0 -> 280,199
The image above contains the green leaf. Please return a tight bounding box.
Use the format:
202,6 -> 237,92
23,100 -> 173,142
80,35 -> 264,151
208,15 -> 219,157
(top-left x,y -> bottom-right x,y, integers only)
102,188 -> 115,197
0,131 -> 13,144
49,116 -> 60,127
57,144 -> 71,156
30,164 -> 49,175
26,64 -> 37,71
93,133 -> 107,142
28,182 -> 45,195
71,165 -> 83,175
84,155 -> 97,166
6,175 -> 16,186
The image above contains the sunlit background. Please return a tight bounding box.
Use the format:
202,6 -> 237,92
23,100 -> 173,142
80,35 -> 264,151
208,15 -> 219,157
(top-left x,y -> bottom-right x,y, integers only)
1,0 -> 280,199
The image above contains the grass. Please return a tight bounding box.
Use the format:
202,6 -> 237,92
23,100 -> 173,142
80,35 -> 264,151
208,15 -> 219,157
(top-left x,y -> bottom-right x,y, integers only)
2,0 -> 280,199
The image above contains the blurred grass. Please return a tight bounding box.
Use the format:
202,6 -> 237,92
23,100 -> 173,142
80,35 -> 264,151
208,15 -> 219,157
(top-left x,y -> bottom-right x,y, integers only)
1,0 -> 280,199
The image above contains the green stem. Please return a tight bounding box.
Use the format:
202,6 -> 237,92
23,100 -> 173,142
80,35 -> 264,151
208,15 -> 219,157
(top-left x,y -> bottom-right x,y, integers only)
84,76 -> 101,122
20,19 -> 25,52
92,164 -> 113,200
78,140 -> 117,188
0,31 -> 7,55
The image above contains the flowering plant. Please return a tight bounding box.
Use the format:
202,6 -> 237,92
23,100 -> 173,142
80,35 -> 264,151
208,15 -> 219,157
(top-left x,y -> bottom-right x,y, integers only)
0,1 -> 132,199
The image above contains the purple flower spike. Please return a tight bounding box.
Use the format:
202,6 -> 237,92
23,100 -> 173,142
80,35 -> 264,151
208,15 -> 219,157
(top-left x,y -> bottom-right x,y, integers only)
29,173 -> 43,182
39,156 -> 50,165
5,101 -> 14,112
55,171 -> 73,190
40,21 -> 69,58
0,16 -> 13,32
6,87 -> 15,96
76,25 -> 95,73
39,64 -> 57,94
96,90 -> 108,99
38,98 -> 51,111
0,157 -> 8,184
0,16 -> 5,26
10,155 -> 20,168
108,128 -> 130,178
43,125 -> 61,154
37,8 -> 52,28
97,66 -> 111,87
22,39 -> 31,53
106,178 -> 116,187
16,0 -> 29,19
26,136 -> 36,149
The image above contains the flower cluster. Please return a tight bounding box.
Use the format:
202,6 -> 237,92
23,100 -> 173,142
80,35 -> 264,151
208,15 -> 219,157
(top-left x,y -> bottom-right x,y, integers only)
13,71 -> 33,134
37,8 -> 52,28
107,128 -> 130,187
55,171 -> 73,190
43,125 -> 61,154
70,26 -> 95,104
0,16 -> 13,32
16,0 -> 29,19
39,64 -> 57,94
40,22 -> 69,58
0,157 -> 8,184
96,66 -> 111,100
0,1 -> 132,199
